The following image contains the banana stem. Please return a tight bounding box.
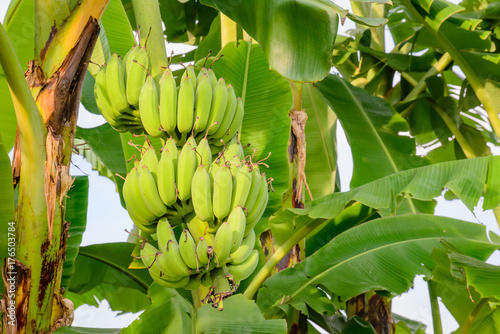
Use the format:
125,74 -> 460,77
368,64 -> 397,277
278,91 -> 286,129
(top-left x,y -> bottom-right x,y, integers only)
192,289 -> 202,310
0,22 -> 46,153
460,298 -> 489,334
400,70 -> 476,159
132,0 -> 168,80
428,280 -> 443,334
243,218 -> 325,299
430,101 -> 476,159
403,53 -> 453,102
290,82 -> 303,112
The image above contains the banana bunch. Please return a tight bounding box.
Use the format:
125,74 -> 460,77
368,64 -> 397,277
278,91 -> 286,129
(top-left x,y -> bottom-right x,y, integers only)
94,45 -> 151,133
129,134 -> 270,309
138,213 -> 260,309
94,45 -> 245,145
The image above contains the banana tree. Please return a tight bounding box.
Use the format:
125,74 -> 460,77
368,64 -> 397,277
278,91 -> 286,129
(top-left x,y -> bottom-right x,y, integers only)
1,0 -> 500,333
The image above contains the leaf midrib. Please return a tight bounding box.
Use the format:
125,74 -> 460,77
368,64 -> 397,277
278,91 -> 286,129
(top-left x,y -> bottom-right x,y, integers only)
241,40 -> 252,105
79,248 -> 150,291
336,78 -> 416,213
281,234 -> 493,305
307,84 -> 336,182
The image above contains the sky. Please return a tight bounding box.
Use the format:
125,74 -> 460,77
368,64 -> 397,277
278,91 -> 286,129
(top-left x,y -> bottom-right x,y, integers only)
2,0 -> 499,332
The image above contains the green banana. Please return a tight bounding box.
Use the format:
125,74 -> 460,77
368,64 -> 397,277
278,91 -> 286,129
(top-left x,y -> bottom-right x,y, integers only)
177,139 -> 197,201
139,243 -> 162,274
139,143 -> 159,179
159,68 -> 177,135
106,53 -> 131,113
156,217 -> 191,278
221,97 -> 244,142
138,165 -> 168,217
129,212 -> 157,234
227,206 -> 246,253
212,84 -> 237,138
243,165 -> 262,213
191,165 -> 213,222
186,214 -> 215,246
193,74 -> 213,134
181,64 -> 197,90
228,229 -> 255,265
212,164 -> 232,221
226,249 -> 259,282
196,67 -> 208,85
231,163 -> 252,210
164,137 -> 178,175
196,137 -> 213,171
139,75 -> 163,137
94,65 -> 121,121
206,78 -> 228,135
196,236 -> 210,266
122,165 -> 157,222
177,75 -> 195,134
179,229 -> 199,270
124,45 -> 140,75
223,135 -> 244,163
213,222 -> 233,267
245,173 -> 269,236
209,157 -> 222,182
151,272 -> 190,288
141,243 -> 190,286
208,68 -> 218,90
157,147 -> 177,206
126,47 -> 150,108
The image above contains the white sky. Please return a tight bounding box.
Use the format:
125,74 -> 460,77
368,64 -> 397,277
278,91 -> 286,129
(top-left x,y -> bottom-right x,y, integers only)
2,0 -> 499,332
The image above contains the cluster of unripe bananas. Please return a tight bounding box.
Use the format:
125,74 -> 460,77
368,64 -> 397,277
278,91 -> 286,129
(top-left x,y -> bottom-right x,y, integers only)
96,39 -> 271,309
93,41 -> 244,144
123,133 -> 269,308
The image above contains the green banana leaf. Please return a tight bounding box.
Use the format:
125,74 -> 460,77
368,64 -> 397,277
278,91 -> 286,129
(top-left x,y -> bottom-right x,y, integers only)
307,155 -> 497,219
194,13 -> 221,62
257,214 -> 500,316
316,74 -> 428,189
270,155 -> 498,248
303,83 -> 338,199
469,308 -> 500,333
430,249 -> 492,326
61,176 -> 89,289
392,314 -> 426,334
210,40 -> 292,213
201,0 -> 340,82
196,294 -> 286,334
67,242 -> 152,314
76,125 -> 128,176
449,252 -> 500,301
122,282 -> 193,334
305,203 -> 378,256
157,0 -> 218,44
101,0 -> 135,58
307,310 -> 377,334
